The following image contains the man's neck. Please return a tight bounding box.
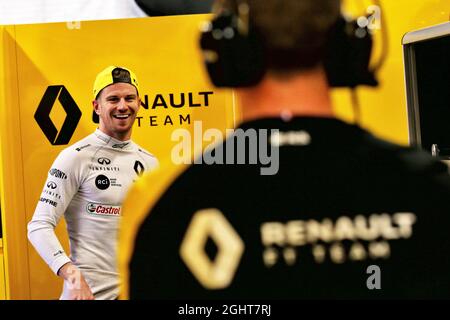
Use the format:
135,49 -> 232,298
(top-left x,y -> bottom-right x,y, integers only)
238,66 -> 334,123
98,127 -> 131,142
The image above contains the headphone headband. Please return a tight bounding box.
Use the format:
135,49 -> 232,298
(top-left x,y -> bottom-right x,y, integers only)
200,4 -> 379,88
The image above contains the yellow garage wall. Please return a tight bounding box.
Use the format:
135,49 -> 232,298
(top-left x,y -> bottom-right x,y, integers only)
0,239 -> 5,300
334,0 -> 450,145
0,25 -> 31,300
0,56 -> 4,297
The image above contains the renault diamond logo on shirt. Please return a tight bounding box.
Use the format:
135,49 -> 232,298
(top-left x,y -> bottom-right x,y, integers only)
98,157 -> 111,165
134,160 -> 144,176
35,85 -> 82,145
180,208 -> 244,289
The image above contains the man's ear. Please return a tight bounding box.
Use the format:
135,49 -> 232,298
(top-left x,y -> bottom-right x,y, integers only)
93,100 -> 100,115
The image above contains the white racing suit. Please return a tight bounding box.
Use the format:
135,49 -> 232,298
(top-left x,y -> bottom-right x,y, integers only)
28,129 -> 158,299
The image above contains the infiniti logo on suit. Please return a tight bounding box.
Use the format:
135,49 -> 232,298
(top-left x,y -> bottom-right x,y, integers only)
46,181 -> 58,189
98,158 -> 111,165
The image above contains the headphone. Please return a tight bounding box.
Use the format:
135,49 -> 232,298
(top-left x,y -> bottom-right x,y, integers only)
200,1 -> 381,89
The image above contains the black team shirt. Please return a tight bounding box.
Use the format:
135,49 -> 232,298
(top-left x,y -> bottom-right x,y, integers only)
130,117 -> 450,299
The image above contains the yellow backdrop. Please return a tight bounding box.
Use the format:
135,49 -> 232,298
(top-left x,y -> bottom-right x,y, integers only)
335,0 -> 450,144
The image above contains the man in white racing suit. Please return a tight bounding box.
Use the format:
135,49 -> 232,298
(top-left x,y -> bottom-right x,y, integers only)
28,66 -> 158,300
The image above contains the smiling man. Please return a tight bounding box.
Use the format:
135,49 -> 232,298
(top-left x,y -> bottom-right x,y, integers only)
28,66 -> 159,300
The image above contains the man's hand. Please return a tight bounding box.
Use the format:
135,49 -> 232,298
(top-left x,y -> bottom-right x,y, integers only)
58,263 -> 95,300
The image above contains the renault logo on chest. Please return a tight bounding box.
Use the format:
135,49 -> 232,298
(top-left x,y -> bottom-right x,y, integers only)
34,85 -> 82,145
134,160 -> 144,176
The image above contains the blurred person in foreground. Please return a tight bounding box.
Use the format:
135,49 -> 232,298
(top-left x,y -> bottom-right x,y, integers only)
122,0 -> 450,298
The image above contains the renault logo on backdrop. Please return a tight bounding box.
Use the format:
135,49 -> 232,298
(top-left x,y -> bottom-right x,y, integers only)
35,85 -> 82,145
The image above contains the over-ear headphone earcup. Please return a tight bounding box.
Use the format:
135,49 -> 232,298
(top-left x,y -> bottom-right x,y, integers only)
200,12 -> 266,87
325,17 -> 378,88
